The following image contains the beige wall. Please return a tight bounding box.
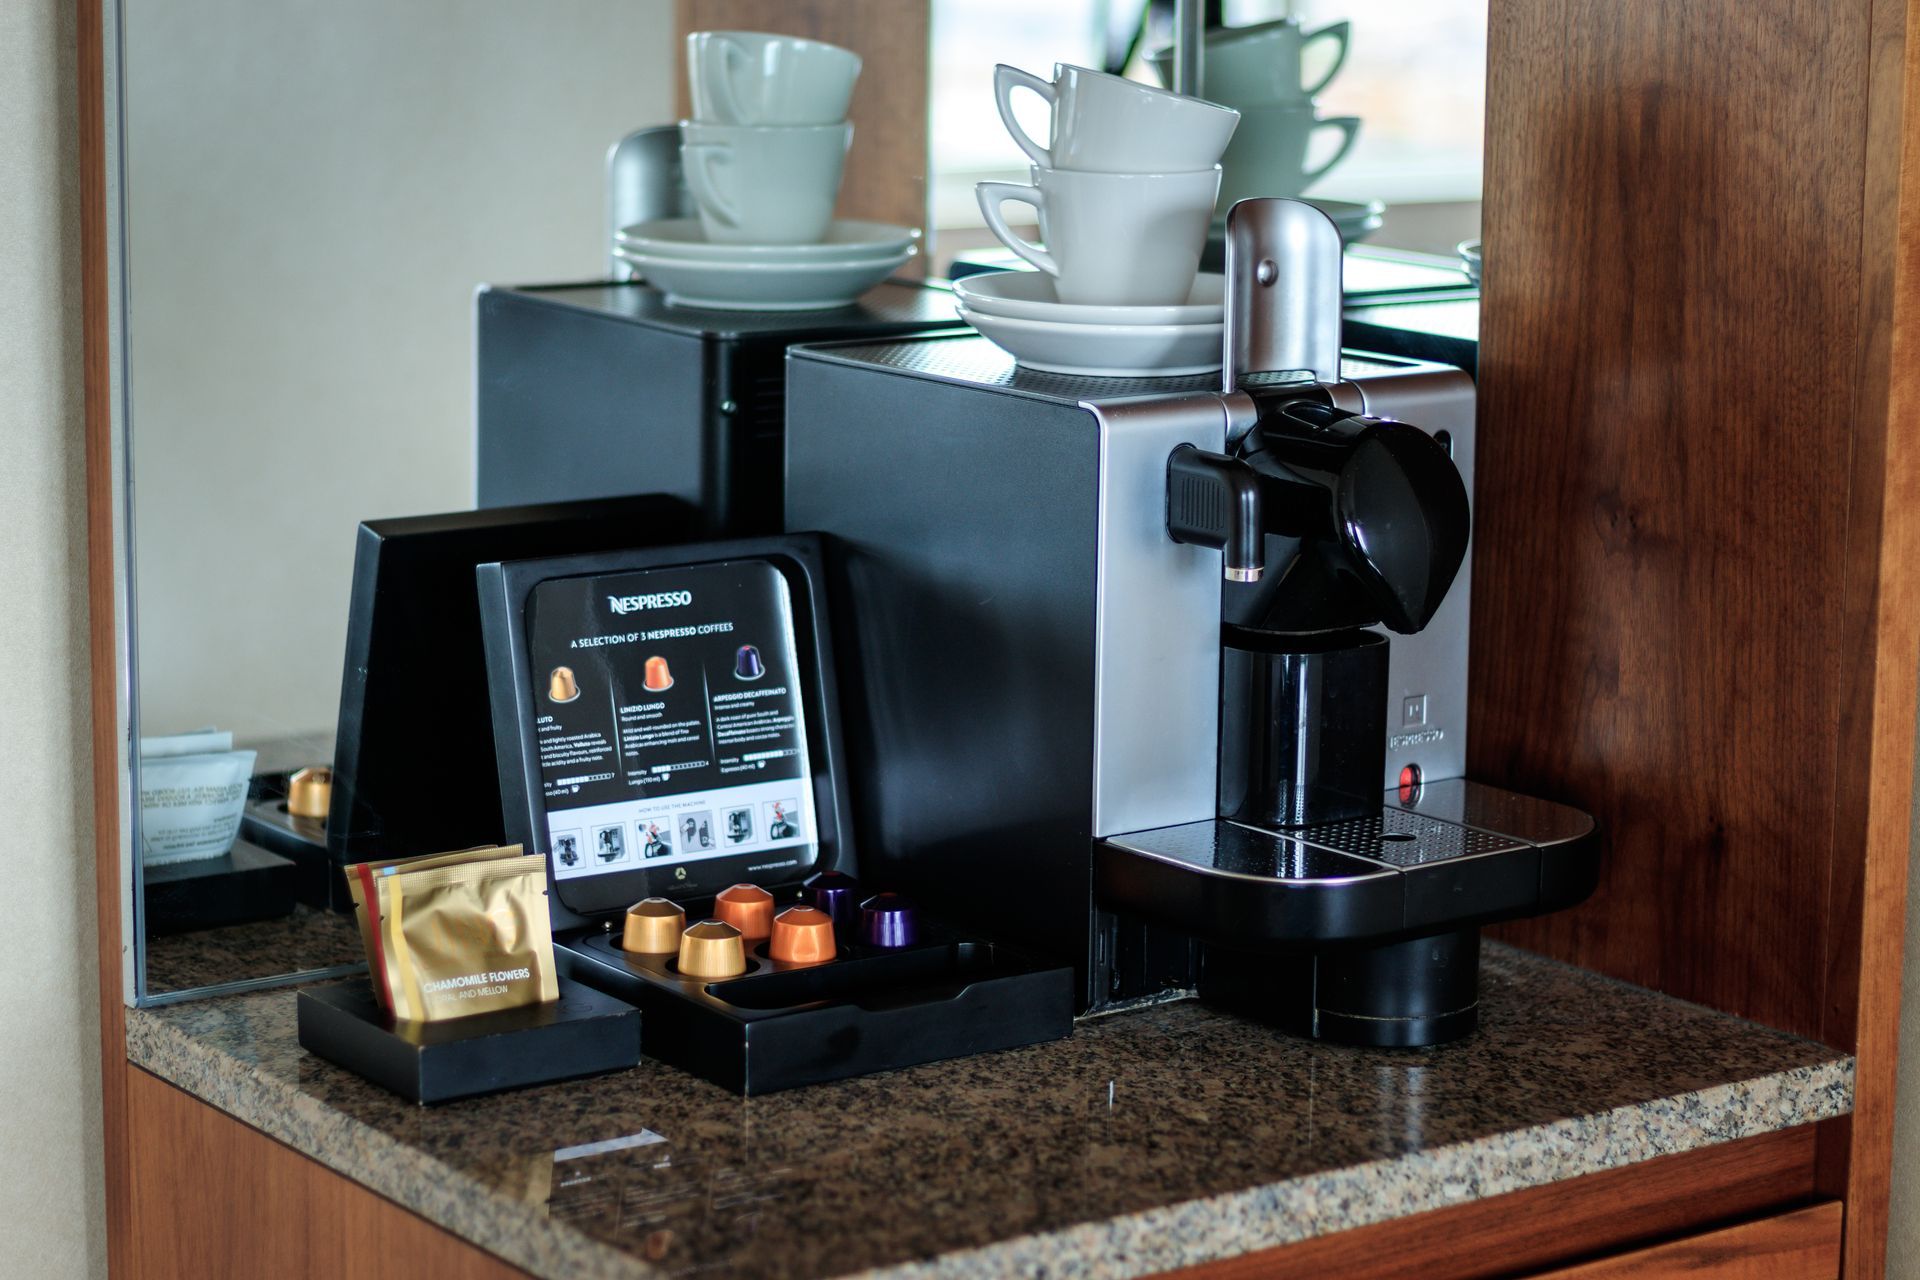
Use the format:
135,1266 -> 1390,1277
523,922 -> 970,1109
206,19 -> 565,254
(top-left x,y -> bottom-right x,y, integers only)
0,0 -> 107,1274
126,0 -> 676,743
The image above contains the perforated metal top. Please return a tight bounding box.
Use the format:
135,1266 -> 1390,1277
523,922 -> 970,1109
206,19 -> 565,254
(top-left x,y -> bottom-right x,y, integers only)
797,332 -> 1226,405
1291,809 -> 1525,868
795,331 -> 1427,408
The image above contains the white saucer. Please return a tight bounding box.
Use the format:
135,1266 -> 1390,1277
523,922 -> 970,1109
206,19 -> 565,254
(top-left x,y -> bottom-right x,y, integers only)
617,245 -> 916,311
958,305 -> 1223,377
616,218 -> 920,264
953,271 -> 1225,328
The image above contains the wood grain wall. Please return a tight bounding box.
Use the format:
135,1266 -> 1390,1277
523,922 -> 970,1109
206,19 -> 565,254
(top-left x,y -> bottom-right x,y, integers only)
1474,0 -> 1920,1274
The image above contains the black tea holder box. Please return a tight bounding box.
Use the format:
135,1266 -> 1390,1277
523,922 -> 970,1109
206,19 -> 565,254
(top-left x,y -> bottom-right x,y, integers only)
296,976 -> 641,1104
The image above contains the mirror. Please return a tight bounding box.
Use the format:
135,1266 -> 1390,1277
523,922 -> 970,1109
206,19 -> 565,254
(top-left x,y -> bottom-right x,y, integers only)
122,0 -> 677,999
115,0 -> 1485,1005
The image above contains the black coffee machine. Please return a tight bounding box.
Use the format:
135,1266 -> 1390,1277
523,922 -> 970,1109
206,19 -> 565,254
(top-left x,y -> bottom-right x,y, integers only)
784,200 -> 1597,1046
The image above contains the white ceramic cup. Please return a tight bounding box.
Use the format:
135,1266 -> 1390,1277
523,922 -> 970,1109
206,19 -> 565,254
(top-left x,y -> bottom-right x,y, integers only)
1216,104 -> 1360,206
975,165 -> 1220,305
687,31 -> 862,125
993,63 -> 1239,174
680,120 -> 852,244
1147,19 -> 1351,104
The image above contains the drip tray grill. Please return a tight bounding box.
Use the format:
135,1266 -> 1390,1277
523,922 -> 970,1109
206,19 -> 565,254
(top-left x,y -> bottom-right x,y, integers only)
1094,779 -> 1599,948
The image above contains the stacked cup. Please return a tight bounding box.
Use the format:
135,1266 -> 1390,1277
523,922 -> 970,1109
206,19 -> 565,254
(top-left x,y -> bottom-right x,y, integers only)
1148,19 -> 1361,210
681,31 -> 860,245
615,32 -> 920,310
965,64 -> 1240,376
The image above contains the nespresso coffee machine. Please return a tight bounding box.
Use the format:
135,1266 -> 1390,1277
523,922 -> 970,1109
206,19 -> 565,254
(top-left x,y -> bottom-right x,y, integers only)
474,280 -> 967,525
784,201 -> 1597,1046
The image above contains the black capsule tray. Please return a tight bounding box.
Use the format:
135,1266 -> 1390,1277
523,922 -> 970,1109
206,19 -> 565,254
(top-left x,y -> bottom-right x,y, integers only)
557,916 -> 1074,1095
1094,778 -> 1599,949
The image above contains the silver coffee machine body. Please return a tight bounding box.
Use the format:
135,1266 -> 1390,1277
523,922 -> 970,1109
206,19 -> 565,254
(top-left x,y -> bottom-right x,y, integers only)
784,201 -> 1595,1039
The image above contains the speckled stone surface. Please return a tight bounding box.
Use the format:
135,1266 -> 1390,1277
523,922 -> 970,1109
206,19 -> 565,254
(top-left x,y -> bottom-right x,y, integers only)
144,904 -> 365,995
126,943 -> 1852,1280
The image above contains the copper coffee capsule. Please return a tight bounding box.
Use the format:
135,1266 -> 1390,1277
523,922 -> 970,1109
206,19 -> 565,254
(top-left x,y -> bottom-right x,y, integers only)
549,666 -> 579,702
285,765 -> 332,820
678,920 -> 747,979
769,906 -> 836,965
623,897 -> 686,954
714,883 -> 775,941
644,655 -> 674,692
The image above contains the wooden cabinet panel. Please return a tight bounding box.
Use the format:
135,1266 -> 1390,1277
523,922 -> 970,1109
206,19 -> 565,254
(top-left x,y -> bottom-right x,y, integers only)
1525,1201 -> 1842,1279
125,1067 -> 525,1280
1158,1125 -> 1822,1280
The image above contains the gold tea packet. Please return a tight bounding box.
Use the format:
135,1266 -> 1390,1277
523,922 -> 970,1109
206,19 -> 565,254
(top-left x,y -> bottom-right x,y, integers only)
345,844 -> 559,1022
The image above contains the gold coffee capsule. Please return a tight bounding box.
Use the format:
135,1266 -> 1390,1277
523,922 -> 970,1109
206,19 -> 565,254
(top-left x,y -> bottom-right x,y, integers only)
623,897 -> 686,954
678,920 -> 747,979
549,666 -> 579,702
286,765 -> 332,820
769,906 -> 836,965
714,883 -> 775,941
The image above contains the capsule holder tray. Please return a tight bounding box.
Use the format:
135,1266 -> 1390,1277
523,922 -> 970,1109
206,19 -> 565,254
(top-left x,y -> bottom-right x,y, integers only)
557,914 -> 1074,1095
296,975 -> 642,1104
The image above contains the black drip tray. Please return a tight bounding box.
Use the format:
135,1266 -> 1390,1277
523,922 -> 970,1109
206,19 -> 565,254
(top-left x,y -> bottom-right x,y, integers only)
560,920 -> 1073,1095
1094,778 -> 1598,949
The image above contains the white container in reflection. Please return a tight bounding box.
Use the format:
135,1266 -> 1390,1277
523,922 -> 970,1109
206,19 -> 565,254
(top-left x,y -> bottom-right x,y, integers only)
992,63 -> 1239,174
1215,103 -> 1360,207
975,165 -> 1220,306
1147,18 -> 1351,104
686,31 -> 862,126
680,120 -> 853,244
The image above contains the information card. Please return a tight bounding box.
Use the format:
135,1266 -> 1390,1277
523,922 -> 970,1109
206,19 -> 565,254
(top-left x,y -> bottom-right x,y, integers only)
524,560 -> 817,885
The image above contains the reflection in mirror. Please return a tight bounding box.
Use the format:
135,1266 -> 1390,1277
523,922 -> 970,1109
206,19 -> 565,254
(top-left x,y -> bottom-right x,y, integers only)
929,0 -> 1484,266
126,0 -> 676,998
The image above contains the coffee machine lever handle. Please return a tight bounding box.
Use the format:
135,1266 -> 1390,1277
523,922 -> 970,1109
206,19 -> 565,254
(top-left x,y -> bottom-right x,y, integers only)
1166,445 -> 1264,582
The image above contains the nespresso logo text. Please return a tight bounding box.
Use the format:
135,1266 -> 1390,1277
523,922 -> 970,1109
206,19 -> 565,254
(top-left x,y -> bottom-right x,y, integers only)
607,590 -> 692,615
1389,728 -> 1446,749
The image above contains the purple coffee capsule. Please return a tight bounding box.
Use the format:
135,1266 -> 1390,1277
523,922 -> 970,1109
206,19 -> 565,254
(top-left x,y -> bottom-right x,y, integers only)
859,892 -> 918,949
804,870 -> 861,934
734,644 -> 765,680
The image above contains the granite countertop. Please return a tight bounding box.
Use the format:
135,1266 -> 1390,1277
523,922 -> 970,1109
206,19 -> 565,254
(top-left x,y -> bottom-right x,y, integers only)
125,941 -> 1851,1280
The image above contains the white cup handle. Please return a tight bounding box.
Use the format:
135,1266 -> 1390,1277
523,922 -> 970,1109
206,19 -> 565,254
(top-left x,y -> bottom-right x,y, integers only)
1302,117 -> 1361,187
712,35 -> 756,124
1301,21 -> 1351,98
975,181 -> 1057,277
683,144 -> 740,227
993,64 -> 1058,169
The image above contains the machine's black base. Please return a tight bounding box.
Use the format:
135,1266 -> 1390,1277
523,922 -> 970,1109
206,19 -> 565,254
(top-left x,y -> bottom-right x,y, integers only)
141,839 -> 297,935
296,976 -> 641,1104
1200,928 -> 1481,1047
559,915 -> 1075,1096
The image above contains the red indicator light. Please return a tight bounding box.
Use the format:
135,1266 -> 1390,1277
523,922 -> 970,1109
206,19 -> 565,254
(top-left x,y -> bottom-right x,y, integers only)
1397,764 -> 1423,804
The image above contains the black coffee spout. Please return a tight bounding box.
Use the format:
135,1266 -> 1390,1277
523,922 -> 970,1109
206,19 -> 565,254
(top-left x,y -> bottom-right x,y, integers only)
1232,396 -> 1471,635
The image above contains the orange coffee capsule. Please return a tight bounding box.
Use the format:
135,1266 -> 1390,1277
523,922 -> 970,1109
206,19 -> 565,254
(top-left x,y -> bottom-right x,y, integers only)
622,897 -> 685,954
644,656 -> 674,692
769,906 -> 837,965
713,883 -> 775,941
678,920 -> 747,979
